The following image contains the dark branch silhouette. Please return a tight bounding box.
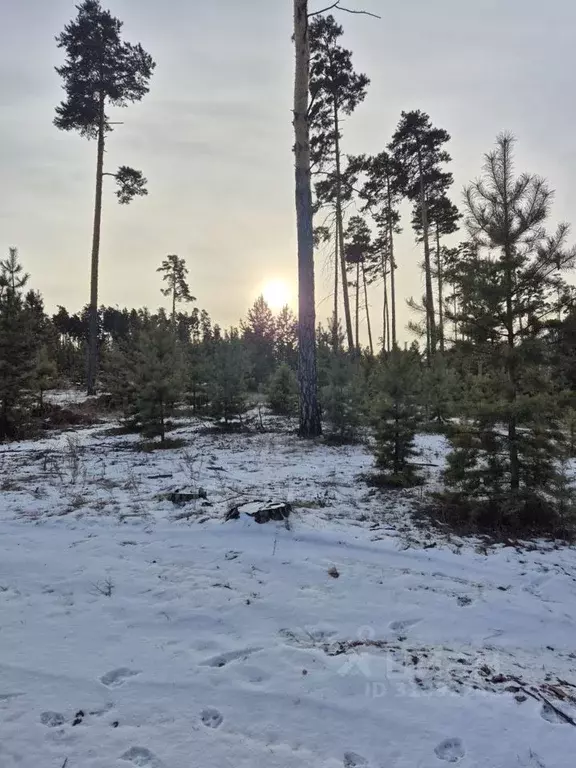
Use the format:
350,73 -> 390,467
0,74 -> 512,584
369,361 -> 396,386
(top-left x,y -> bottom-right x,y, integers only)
309,2 -> 381,18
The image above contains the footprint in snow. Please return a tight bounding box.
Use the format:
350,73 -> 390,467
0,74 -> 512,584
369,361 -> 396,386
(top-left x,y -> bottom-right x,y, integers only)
120,746 -> 163,767
200,647 -> 262,668
434,738 -> 465,763
100,667 -> 140,687
201,707 -> 223,728
40,711 -> 65,727
343,752 -> 368,767
540,702 -> 568,725
389,618 -> 421,633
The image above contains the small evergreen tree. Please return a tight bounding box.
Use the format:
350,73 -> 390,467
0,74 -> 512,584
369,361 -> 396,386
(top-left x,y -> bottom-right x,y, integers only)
0,249 -> 40,440
33,346 -> 58,409
371,349 -> 422,486
443,134 -> 576,534
268,363 -> 298,416
133,323 -> 182,442
241,296 -> 277,387
321,354 -> 364,441
210,337 -> 248,426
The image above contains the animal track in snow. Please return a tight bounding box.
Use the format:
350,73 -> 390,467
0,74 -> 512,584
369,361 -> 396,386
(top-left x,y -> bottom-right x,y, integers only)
434,738 -> 465,763
200,707 -> 223,728
389,618 -> 421,633
200,647 -> 262,668
40,711 -> 65,727
100,667 -> 140,687
343,752 -> 368,767
120,746 -> 163,767
540,702 -> 568,724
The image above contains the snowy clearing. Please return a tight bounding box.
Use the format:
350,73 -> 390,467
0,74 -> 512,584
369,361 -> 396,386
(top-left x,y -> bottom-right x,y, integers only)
1,410 -> 576,767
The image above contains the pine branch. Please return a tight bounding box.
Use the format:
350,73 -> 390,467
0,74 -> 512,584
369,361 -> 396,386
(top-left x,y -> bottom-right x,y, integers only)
309,2 -> 381,18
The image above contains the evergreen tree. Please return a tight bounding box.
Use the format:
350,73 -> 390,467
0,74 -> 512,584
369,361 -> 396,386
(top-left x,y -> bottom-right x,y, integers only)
55,0 -> 155,394
105,320 -> 182,442
351,152 -> 404,350
0,249 -> 40,439
310,14 -> 370,351
210,336 -> 248,426
34,346 -> 58,409
134,323 -> 182,442
275,305 -> 298,368
344,216 -> 377,353
293,0 -> 322,438
371,349 -> 422,486
444,134 -> 576,532
389,111 -> 452,360
268,363 -> 298,416
241,296 -> 277,387
157,254 -> 195,325
322,354 -> 364,441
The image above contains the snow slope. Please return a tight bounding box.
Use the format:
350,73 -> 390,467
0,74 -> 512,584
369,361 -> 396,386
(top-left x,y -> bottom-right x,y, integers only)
1,418 -> 576,767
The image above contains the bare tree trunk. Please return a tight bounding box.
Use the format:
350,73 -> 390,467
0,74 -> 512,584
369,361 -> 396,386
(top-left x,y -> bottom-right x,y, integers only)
380,248 -> 388,352
355,260 -> 360,350
87,93 -> 106,395
332,215 -> 339,350
362,260 -> 373,355
386,173 -> 397,348
294,0 -> 321,438
417,148 -> 436,362
333,103 -> 354,351
436,223 -> 445,353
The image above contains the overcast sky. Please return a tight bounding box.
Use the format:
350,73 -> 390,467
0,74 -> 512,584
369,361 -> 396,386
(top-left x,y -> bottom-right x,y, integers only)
1,0 -> 575,340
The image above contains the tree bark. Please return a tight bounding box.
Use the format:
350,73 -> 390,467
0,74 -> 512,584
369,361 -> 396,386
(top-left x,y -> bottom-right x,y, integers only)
294,0 -> 322,438
380,248 -> 390,352
386,172 -> 397,349
417,147 -> 437,362
436,223 -> 445,353
86,92 -> 106,395
332,215 -> 339,350
355,260 -> 360,350
362,260 -> 373,355
333,103 -> 354,351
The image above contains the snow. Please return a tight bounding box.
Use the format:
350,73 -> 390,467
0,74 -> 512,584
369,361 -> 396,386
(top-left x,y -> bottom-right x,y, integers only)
1,412 -> 576,767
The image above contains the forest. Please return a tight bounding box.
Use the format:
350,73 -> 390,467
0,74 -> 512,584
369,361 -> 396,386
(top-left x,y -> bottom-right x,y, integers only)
3,3 -> 576,768
2,2 -> 576,539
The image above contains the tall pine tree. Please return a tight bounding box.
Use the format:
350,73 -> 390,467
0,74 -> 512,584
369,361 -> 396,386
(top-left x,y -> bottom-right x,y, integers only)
55,0 -> 155,394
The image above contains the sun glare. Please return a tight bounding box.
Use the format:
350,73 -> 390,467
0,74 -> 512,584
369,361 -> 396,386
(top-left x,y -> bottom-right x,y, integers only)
262,280 -> 291,310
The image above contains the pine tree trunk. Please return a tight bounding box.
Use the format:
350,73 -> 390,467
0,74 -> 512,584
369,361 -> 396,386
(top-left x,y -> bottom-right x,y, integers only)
294,0 -> 322,438
386,174 -> 397,348
355,260 -> 360,350
381,249 -> 388,352
172,271 -> 177,326
362,260 -> 373,355
332,216 -> 339,350
417,148 -> 437,361
436,223 -> 445,354
333,103 -> 354,351
86,93 -> 106,396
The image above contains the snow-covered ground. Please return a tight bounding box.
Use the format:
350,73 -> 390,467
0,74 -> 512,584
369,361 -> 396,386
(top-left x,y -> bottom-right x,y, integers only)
1,405 -> 576,767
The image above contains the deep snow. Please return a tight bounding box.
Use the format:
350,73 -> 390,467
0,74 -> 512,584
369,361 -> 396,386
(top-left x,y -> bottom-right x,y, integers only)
1,403 -> 576,767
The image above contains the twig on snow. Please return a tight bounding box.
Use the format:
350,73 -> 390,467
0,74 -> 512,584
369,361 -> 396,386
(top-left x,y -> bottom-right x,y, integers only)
511,677 -> 576,727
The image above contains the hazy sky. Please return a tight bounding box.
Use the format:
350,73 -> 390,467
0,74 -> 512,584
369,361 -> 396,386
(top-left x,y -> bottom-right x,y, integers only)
1,0 -> 575,340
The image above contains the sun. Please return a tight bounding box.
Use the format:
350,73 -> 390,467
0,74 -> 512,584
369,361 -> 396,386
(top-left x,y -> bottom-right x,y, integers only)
262,279 -> 292,310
